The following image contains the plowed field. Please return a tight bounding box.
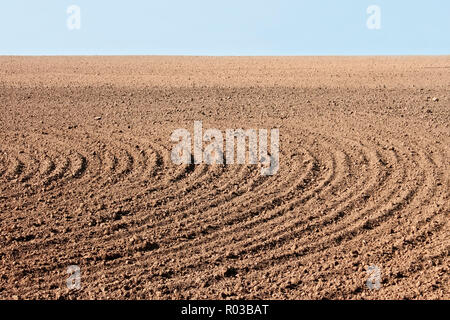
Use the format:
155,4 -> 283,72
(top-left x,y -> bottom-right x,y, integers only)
0,56 -> 448,299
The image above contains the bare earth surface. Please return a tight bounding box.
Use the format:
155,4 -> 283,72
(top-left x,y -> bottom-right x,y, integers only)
0,56 -> 448,300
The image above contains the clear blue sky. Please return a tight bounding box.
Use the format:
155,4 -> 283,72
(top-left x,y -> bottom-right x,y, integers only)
0,0 -> 448,55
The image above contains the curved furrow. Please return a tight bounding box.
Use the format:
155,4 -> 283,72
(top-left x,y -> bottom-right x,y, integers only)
112,136 -> 296,234
111,143 -> 315,248
233,139 -> 416,264
55,144 -> 316,281
123,139 -> 336,267
163,134 -> 363,253
5,155 -> 24,181
213,135 -> 445,287
139,135 -> 404,279
98,131 -> 446,296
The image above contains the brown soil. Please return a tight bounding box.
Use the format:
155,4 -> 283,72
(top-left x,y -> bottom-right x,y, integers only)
0,56 -> 448,300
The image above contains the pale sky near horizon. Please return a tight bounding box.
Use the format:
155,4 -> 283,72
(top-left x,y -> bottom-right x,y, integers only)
0,0 -> 449,55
